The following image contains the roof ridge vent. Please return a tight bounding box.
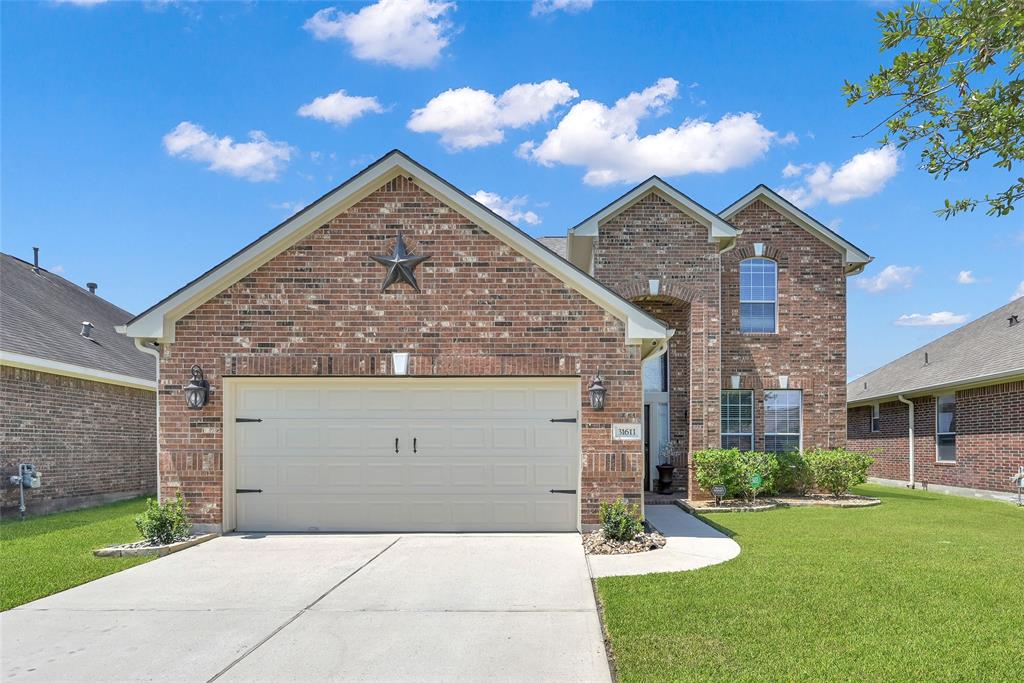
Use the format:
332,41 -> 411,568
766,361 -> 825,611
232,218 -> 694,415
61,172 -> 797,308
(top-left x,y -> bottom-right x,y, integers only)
80,321 -> 94,338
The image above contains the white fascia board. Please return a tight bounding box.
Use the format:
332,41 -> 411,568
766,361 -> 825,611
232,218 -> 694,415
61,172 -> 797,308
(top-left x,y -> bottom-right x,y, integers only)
0,350 -> 157,391
571,178 -> 738,243
123,151 -> 670,345
721,186 -> 872,272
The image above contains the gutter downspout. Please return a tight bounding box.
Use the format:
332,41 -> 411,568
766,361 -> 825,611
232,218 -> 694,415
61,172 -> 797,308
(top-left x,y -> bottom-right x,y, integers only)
897,394 -> 914,489
134,338 -> 162,503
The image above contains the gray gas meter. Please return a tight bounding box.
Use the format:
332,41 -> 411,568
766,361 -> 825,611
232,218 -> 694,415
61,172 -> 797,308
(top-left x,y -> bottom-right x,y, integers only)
9,463 -> 42,518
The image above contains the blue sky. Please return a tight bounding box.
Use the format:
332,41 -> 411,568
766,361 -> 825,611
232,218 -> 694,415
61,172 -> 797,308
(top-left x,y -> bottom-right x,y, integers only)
2,0 -> 1022,381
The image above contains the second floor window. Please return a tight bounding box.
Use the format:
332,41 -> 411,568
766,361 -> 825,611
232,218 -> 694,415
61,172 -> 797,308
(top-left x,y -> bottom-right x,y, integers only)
740,258 -> 777,333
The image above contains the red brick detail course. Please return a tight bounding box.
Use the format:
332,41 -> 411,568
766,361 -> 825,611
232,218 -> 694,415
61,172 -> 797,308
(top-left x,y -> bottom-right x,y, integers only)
157,176 -> 642,527
1,365 -> 157,513
848,380 -> 1024,493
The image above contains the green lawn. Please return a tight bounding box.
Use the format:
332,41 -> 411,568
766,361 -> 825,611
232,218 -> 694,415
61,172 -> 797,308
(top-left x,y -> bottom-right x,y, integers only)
0,497 -> 153,611
597,485 -> 1023,682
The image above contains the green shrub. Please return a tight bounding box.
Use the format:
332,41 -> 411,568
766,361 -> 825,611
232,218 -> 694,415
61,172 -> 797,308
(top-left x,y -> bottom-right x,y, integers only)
692,448 -> 742,496
773,449 -> 814,495
135,492 -> 192,545
734,450 -> 780,502
599,498 -> 644,541
803,448 -> 875,496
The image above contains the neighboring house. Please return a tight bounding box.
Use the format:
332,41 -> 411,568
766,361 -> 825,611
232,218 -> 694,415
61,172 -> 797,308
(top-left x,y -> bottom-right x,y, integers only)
121,150 -> 870,533
1,251 -> 157,514
848,301 -> 1024,500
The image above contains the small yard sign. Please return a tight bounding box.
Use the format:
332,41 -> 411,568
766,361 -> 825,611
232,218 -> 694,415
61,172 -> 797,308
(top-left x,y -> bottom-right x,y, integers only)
712,484 -> 727,499
611,423 -> 642,441
750,473 -> 763,488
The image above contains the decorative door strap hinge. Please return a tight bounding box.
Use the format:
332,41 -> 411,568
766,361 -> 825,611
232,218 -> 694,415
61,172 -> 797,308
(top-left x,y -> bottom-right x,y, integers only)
235,417 -> 263,423
549,489 -> 577,495
235,488 -> 263,494
549,417 -> 577,423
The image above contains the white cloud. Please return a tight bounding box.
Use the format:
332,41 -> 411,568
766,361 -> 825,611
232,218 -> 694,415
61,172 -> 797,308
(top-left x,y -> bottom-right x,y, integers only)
778,146 -> 900,208
531,0 -> 593,16
855,265 -> 919,293
408,80 -> 577,151
304,0 -> 456,69
50,265 -> 65,274
1011,281 -> 1024,301
163,121 -> 293,181
471,190 -> 541,225
895,311 -> 969,327
297,90 -> 385,126
520,78 -> 780,186
956,270 -> 977,285
55,0 -> 108,5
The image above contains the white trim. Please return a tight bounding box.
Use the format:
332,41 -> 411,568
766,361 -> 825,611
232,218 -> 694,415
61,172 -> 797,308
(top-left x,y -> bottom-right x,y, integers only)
0,350 -> 156,391
721,185 -> 872,274
122,151 -> 670,346
570,177 -> 738,244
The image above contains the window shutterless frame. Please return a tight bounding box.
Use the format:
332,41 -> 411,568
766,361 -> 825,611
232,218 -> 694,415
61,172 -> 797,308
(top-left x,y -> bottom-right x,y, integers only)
763,389 -> 802,453
720,390 -> 754,450
871,404 -> 880,433
739,258 -> 778,334
935,394 -> 956,462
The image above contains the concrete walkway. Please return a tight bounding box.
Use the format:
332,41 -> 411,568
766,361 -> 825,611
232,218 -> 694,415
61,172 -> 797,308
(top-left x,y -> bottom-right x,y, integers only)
587,505 -> 741,578
1,534 -> 611,682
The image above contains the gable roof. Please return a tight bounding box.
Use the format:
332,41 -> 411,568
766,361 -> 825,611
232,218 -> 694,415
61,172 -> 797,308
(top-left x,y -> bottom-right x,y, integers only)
568,176 -> 739,244
847,299 -> 1024,404
538,236 -> 567,259
0,252 -> 156,387
720,185 -> 872,274
122,150 -> 671,346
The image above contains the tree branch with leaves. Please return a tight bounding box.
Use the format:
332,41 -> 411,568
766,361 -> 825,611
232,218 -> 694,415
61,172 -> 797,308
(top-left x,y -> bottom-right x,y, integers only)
844,0 -> 1024,217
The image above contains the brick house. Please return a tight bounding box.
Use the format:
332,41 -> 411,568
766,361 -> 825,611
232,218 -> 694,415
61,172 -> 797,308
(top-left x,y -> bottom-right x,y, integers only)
1,251 -> 157,515
121,151 -> 870,532
848,300 -> 1023,501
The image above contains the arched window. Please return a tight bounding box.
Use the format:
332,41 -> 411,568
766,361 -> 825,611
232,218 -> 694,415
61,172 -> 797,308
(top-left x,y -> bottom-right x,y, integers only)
740,258 -> 777,333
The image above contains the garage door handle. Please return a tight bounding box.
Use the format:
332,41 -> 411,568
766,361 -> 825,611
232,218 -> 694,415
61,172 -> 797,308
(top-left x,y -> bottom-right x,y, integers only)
395,438 -> 399,454
236,488 -> 263,494
549,489 -> 577,495
413,437 -> 417,453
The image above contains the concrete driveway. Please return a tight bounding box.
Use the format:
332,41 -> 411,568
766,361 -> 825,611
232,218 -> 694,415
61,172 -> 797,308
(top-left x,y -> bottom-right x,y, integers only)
1,534 -> 610,682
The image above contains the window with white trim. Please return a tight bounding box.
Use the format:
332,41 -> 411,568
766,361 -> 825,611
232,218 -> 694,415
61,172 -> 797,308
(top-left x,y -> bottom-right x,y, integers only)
721,391 -> 754,450
936,394 -> 956,462
740,258 -> 777,333
871,404 -> 880,433
764,390 -> 801,453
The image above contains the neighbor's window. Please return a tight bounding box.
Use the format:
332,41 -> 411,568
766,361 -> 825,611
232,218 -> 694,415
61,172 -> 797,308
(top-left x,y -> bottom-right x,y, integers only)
721,391 -> 754,451
936,394 -> 956,462
764,390 -> 801,452
871,404 -> 880,433
740,258 -> 777,333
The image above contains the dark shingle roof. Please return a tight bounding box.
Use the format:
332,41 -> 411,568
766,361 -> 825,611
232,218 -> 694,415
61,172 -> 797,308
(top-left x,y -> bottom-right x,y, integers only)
848,299 -> 1024,403
538,236 -> 567,258
0,253 -> 155,381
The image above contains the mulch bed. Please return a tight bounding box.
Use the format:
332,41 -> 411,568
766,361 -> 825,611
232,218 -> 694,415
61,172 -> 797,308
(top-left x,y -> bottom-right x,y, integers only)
684,493 -> 881,513
94,533 -> 218,557
583,526 -> 667,555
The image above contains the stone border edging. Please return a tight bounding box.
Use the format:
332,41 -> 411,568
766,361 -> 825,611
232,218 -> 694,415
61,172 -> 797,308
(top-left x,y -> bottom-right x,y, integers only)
94,533 -> 219,558
678,495 -> 881,514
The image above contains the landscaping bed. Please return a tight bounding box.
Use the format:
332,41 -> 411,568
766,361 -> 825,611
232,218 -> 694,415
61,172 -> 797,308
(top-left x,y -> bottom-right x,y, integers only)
94,533 -> 217,558
583,526 -> 666,555
682,493 -> 880,513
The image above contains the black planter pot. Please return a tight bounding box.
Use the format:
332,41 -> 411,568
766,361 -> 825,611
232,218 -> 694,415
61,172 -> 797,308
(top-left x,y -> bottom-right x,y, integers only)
655,464 -> 676,493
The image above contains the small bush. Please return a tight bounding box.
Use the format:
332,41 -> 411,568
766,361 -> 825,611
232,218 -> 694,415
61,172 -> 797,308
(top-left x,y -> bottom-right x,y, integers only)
773,449 -> 814,495
692,448 -> 742,496
135,492 -> 192,545
803,448 -> 875,496
599,498 -> 644,541
734,450 -> 779,502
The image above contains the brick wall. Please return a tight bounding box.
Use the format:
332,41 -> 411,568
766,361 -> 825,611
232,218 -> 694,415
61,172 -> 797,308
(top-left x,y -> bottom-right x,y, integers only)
591,192 -> 722,497
724,199 -> 849,452
0,365 -> 157,514
157,175 -> 643,527
848,380 -> 1024,493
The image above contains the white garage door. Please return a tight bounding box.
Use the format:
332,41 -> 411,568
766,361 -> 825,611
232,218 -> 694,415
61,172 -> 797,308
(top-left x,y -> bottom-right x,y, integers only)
229,378 -> 580,532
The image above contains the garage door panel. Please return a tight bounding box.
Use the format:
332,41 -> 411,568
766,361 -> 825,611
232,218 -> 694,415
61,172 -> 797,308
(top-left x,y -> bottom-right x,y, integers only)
233,379 -> 579,532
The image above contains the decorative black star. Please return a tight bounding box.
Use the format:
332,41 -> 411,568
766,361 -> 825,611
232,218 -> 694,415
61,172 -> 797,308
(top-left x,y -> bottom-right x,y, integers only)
370,233 -> 431,293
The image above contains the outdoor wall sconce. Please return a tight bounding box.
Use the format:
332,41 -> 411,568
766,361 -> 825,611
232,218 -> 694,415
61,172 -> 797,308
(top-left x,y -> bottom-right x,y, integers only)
183,365 -> 209,410
588,374 -> 607,411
